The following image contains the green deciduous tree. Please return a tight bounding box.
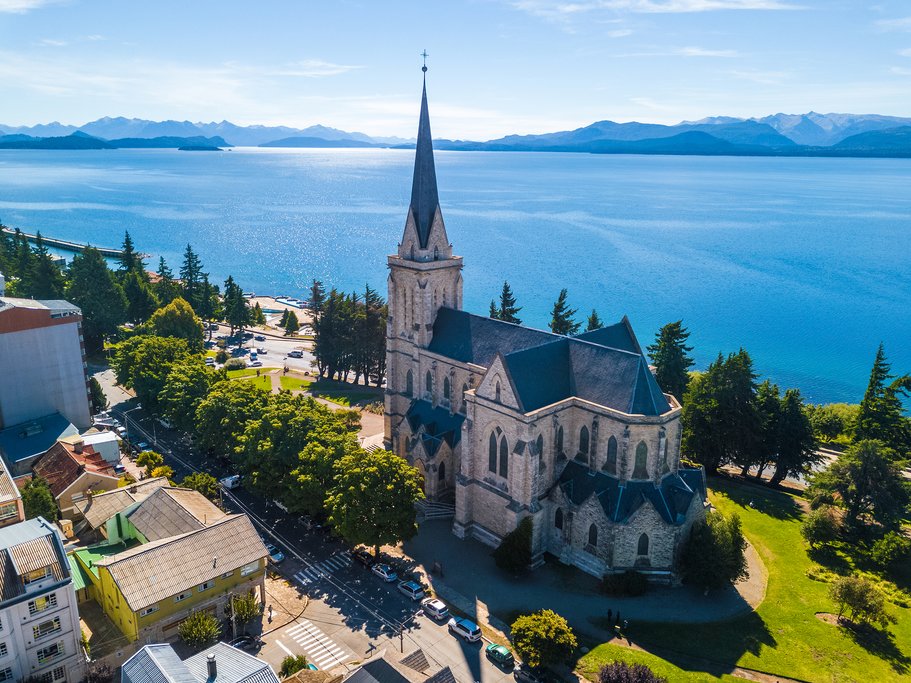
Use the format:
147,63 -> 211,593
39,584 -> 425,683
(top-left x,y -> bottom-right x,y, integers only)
88,377 -> 107,413
800,505 -> 841,549
679,511 -> 748,590
829,576 -> 895,628
510,609 -> 577,669
160,357 -> 221,431
492,516 -> 533,574
136,450 -> 164,477
325,449 -> 424,556
112,335 -> 191,412
586,309 -> 603,332
21,476 -> 58,522
229,591 -> 260,631
870,531 -> 911,570
856,344 -> 910,457
279,656 -> 309,677
548,288 -> 580,336
180,472 -> 220,501
178,610 -> 220,649
66,247 -> 127,353
647,320 -> 695,401
147,297 -> 205,351
194,379 -> 269,456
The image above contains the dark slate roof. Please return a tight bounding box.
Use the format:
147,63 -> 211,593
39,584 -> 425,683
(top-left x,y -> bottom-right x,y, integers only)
504,338 -> 671,415
574,317 -> 640,354
346,658 -> 415,683
409,78 -> 441,249
556,460 -> 701,525
428,308 -> 555,366
405,400 -> 464,458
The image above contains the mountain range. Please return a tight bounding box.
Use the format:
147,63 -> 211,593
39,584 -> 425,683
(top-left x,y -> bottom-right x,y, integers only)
2,112 -> 911,157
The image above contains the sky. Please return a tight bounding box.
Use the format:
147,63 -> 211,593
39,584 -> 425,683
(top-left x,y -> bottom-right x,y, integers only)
1,0 -> 911,139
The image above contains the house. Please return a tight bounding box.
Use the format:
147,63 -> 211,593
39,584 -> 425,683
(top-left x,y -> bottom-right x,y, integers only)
340,648 -> 455,683
0,517 -> 85,683
0,461 -> 23,529
33,439 -> 119,519
62,430 -> 122,465
73,477 -> 171,540
0,413 -> 79,477
121,641 -> 280,683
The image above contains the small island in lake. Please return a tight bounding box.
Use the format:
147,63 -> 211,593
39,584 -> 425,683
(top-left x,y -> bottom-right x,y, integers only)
178,145 -> 223,151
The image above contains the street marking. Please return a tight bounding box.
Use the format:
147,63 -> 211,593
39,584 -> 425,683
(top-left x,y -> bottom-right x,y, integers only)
292,553 -> 352,587
282,619 -> 350,668
275,639 -> 294,656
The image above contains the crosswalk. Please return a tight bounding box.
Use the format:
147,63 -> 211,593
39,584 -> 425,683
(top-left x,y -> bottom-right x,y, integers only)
292,552 -> 352,586
280,620 -> 351,670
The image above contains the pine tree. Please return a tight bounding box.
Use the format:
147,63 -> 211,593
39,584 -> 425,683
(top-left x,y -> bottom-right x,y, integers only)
497,281 -> 522,324
284,310 -> 300,336
123,270 -> 159,324
179,244 -> 203,311
66,247 -> 127,353
752,380 -> 781,479
647,320 -> 695,401
769,388 -> 818,485
489,300 -> 499,319
309,279 -> 325,320
11,229 -> 37,295
154,257 -> 180,305
252,302 -> 266,326
586,309 -> 603,332
278,309 -> 290,328
549,289 -> 580,336
856,344 -> 910,456
222,275 -> 250,334
118,231 -> 143,275
29,233 -> 66,299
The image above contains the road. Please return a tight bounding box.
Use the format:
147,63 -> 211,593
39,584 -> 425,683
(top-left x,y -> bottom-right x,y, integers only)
208,323 -> 316,373
105,398 -> 514,683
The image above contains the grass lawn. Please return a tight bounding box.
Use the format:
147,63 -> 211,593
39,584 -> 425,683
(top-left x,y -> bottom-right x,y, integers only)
279,375 -> 313,391
236,375 -> 272,391
577,476 -> 911,682
306,379 -> 382,406
577,643 -> 744,682
226,368 -> 270,379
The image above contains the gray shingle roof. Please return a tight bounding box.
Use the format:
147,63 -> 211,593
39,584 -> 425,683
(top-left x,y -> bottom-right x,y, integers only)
428,308 -> 555,367
409,79 -> 440,249
122,644 -> 196,683
127,487 -> 226,542
184,642 -> 280,683
404,401 -> 464,457
75,477 -> 171,530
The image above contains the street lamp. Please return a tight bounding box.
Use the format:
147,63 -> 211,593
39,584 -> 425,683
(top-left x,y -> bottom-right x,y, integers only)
123,404 -> 142,443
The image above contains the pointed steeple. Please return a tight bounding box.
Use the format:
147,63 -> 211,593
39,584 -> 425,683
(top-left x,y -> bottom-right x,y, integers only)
409,72 -> 441,250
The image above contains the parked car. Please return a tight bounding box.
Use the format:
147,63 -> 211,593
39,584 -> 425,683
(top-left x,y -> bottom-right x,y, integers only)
397,580 -> 425,601
257,347 -> 267,354
371,563 -> 398,583
219,474 -> 241,490
421,598 -> 449,620
229,636 -> 262,653
266,543 -> 285,564
113,464 -> 126,475
514,665 -> 547,683
250,360 -> 263,367
136,442 -> 149,451
448,617 -> 482,642
254,335 -> 266,342
352,548 -> 375,568
485,643 -> 515,668
288,350 -> 303,358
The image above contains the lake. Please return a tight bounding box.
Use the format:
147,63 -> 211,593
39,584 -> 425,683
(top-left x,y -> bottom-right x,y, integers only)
0,147 -> 909,405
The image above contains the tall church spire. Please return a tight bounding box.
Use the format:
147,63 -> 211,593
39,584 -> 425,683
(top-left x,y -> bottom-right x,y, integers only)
408,65 -> 441,250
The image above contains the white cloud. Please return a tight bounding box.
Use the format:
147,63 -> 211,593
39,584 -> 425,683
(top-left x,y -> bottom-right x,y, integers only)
729,69 -> 791,84
266,59 -> 363,78
876,16 -> 911,31
38,38 -> 67,47
616,46 -> 738,57
898,48 -> 911,57
890,66 -> 911,76
0,0 -> 56,12
608,28 -> 634,37
512,0 -> 799,19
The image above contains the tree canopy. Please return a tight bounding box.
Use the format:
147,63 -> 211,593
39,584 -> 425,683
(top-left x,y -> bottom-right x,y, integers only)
22,476 -> 58,522
66,247 -> 127,353
585,309 -> 603,332
647,320 -> 694,401
147,297 -> 205,351
549,288 -> 580,336
489,281 -> 522,324
194,379 -> 270,456
856,344 -> 910,457
679,511 -> 748,590
510,609 -> 577,669
112,335 -> 191,412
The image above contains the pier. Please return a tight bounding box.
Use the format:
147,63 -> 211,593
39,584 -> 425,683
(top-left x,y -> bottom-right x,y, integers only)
1,227 -> 133,259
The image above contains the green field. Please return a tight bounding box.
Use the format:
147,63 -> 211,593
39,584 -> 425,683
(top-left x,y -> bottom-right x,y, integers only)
235,375 -> 272,390
577,477 -> 911,682
279,375 -> 313,391
226,368 -> 270,379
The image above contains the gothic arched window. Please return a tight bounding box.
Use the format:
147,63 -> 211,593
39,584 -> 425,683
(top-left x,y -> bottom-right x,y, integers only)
638,533 -> 649,556
579,426 -> 590,458
588,524 -> 598,548
405,370 -> 413,397
633,441 -> 648,479
536,435 -> 545,472
499,436 -> 509,478
439,462 -> 446,482
605,436 -> 618,475
425,371 -> 433,398
433,245 -> 439,260
555,509 -> 563,530
489,433 -> 498,473
495,381 -> 501,403
443,377 -> 451,400
460,383 -> 468,414
556,426 -> 564,455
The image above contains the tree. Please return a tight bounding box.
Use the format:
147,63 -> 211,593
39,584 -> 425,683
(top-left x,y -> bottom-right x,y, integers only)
492,281 -> 522,324
599,662 -> 668,683
751,380 -> 781,478
179,244 -> 204,311
769,388 -> 818,486
21,476 -> 58,522
181,472 -> 220,501
586,309 -> 603,332
549,288 -> 580,336
112,335 -> 191,412
679,511 -> 748,590
160,357 -> 220,431
122,270 -> 159,324
856,344 -> 910,456
85,663 -> 114,683
178,610 -> 220,648
88,377 -> 107,413
66,247 -> 127,353
136,450 -> 164,477
154,257 -> 181,306
197,273 -> 221,324
229,591 -> 261,630
150,465 -> 174,481
489,300 -> 498,318
325,449 -> 425,556
283,310 -> 300,336
223,275 -> 250,334
800,505 -> 841,549
251,302 -> 267,326
492,516 -> 533,573
279,656 -> 309,678
117,231 -> 143,274
309,279 -> 325,320
194,380 -> 269,456
647,320 -> 695,403
809,440 -> 909,532
29,234 -> 66,299
278,309 -> 289,328
829,576 -> 895,628
147,297 -> 205,351
510,609 -> 577,669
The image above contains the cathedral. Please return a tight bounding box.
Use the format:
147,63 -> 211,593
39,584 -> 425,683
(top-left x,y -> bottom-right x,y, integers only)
384,73 -> 708,579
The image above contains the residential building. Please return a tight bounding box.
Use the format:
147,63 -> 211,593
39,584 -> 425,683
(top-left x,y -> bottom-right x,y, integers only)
0,462 -> 23,529
72,488 -> 267,643
61,430 -> 122,465
384,73 -> 707,580
0,413 -> 78,477
0,517 -> 85,683
121,641 -> 280,683
0,297 -> 91,432
341,648 -> 454,683
73,477 -> 171,541
33,439 -> 119,520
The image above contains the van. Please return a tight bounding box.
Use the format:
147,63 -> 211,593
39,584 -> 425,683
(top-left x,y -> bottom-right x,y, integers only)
288,350 -> 303,358
219,475 -> 241,490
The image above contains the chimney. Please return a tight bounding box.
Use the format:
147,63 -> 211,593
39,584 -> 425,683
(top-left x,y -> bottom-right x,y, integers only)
207,653 -> 217,679
74,440 -> 84,454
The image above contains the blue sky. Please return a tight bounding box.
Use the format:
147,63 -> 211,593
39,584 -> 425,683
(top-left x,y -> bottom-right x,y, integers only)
1,0 -> 910,138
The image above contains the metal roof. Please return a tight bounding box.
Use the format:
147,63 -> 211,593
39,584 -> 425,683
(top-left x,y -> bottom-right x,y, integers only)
122,644 -> 197,683
127,487 -> 226,542
0,461 -> 20,505
184,642 -> 280,683
0,413 -> 78,464
75,477 -> 171,529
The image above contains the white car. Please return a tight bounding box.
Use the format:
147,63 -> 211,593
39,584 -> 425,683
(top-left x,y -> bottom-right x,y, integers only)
397,580 -> 425,601
447,617 -> 481,642
371,563 -> 398,583
421,598 -> 449,620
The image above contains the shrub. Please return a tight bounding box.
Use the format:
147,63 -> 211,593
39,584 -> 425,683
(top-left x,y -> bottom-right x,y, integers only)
215,349 -> 229,363
679,511 -> 748,590
493,517 -> 533,574
801,505 -> 841,548
136,450 -> 164,476
829,575 -> 895,628
280,655 -> 309,677
511,609 -> 577,669
85,663 -> 114,683
224,357 -> 246,371
178,610 -> 220,648
870,531 -> 911,570
809,491 -> 835,510
602,570 -> 648,597
229,591 -> 261,628
599,661 -> 668,683
21,476 -> 58,522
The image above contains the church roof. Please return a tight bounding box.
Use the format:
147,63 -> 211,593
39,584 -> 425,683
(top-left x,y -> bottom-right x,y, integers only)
409,78 -> 441,249
556,460 -> 703,525
428,308 -> 555,366
405,400 -> 464,458
574,317 -> 641,354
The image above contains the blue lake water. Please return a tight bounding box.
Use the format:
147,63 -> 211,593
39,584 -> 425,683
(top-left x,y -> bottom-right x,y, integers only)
0,147 -> 909,405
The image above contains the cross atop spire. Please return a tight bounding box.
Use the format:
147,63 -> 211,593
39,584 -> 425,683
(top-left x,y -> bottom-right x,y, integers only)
408,64 -> 441,250
421,49 -> 429,73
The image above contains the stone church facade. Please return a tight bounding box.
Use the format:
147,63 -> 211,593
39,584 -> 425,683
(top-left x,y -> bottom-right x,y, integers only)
385,75 -> 707,579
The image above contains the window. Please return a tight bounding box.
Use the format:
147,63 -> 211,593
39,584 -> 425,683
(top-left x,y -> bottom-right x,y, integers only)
499,436 -> 509,478
405,370 -> 413,397
425,371 -> 433,398
32,617 -> 61,640
443,377 -> 450,400
638,533 -> 650,556
460,383 -> 468,413
35,667 -> 65,683
588,524 -> 598,548
554,509 -> 563,530
438,462 -> 446,482
556,426 -> 564,455
633,441 -> 648,479
0,642 -> 6,657
221,570 -> 235,579
174,590 -> 192,603
579,426 -> 590,458
241,561 -> 259,577
605,436 -> 618,475
23,566 -> 51,585
28,594 -> 57,615
0,668 -> 12,682
536,435 -> 545,473
140,605 -> 159,617
36,641 -> 64,665
488,433 -> 498,473
198,580 -> 215,592
0,503 -> 17,521
495,382 -> 501,402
